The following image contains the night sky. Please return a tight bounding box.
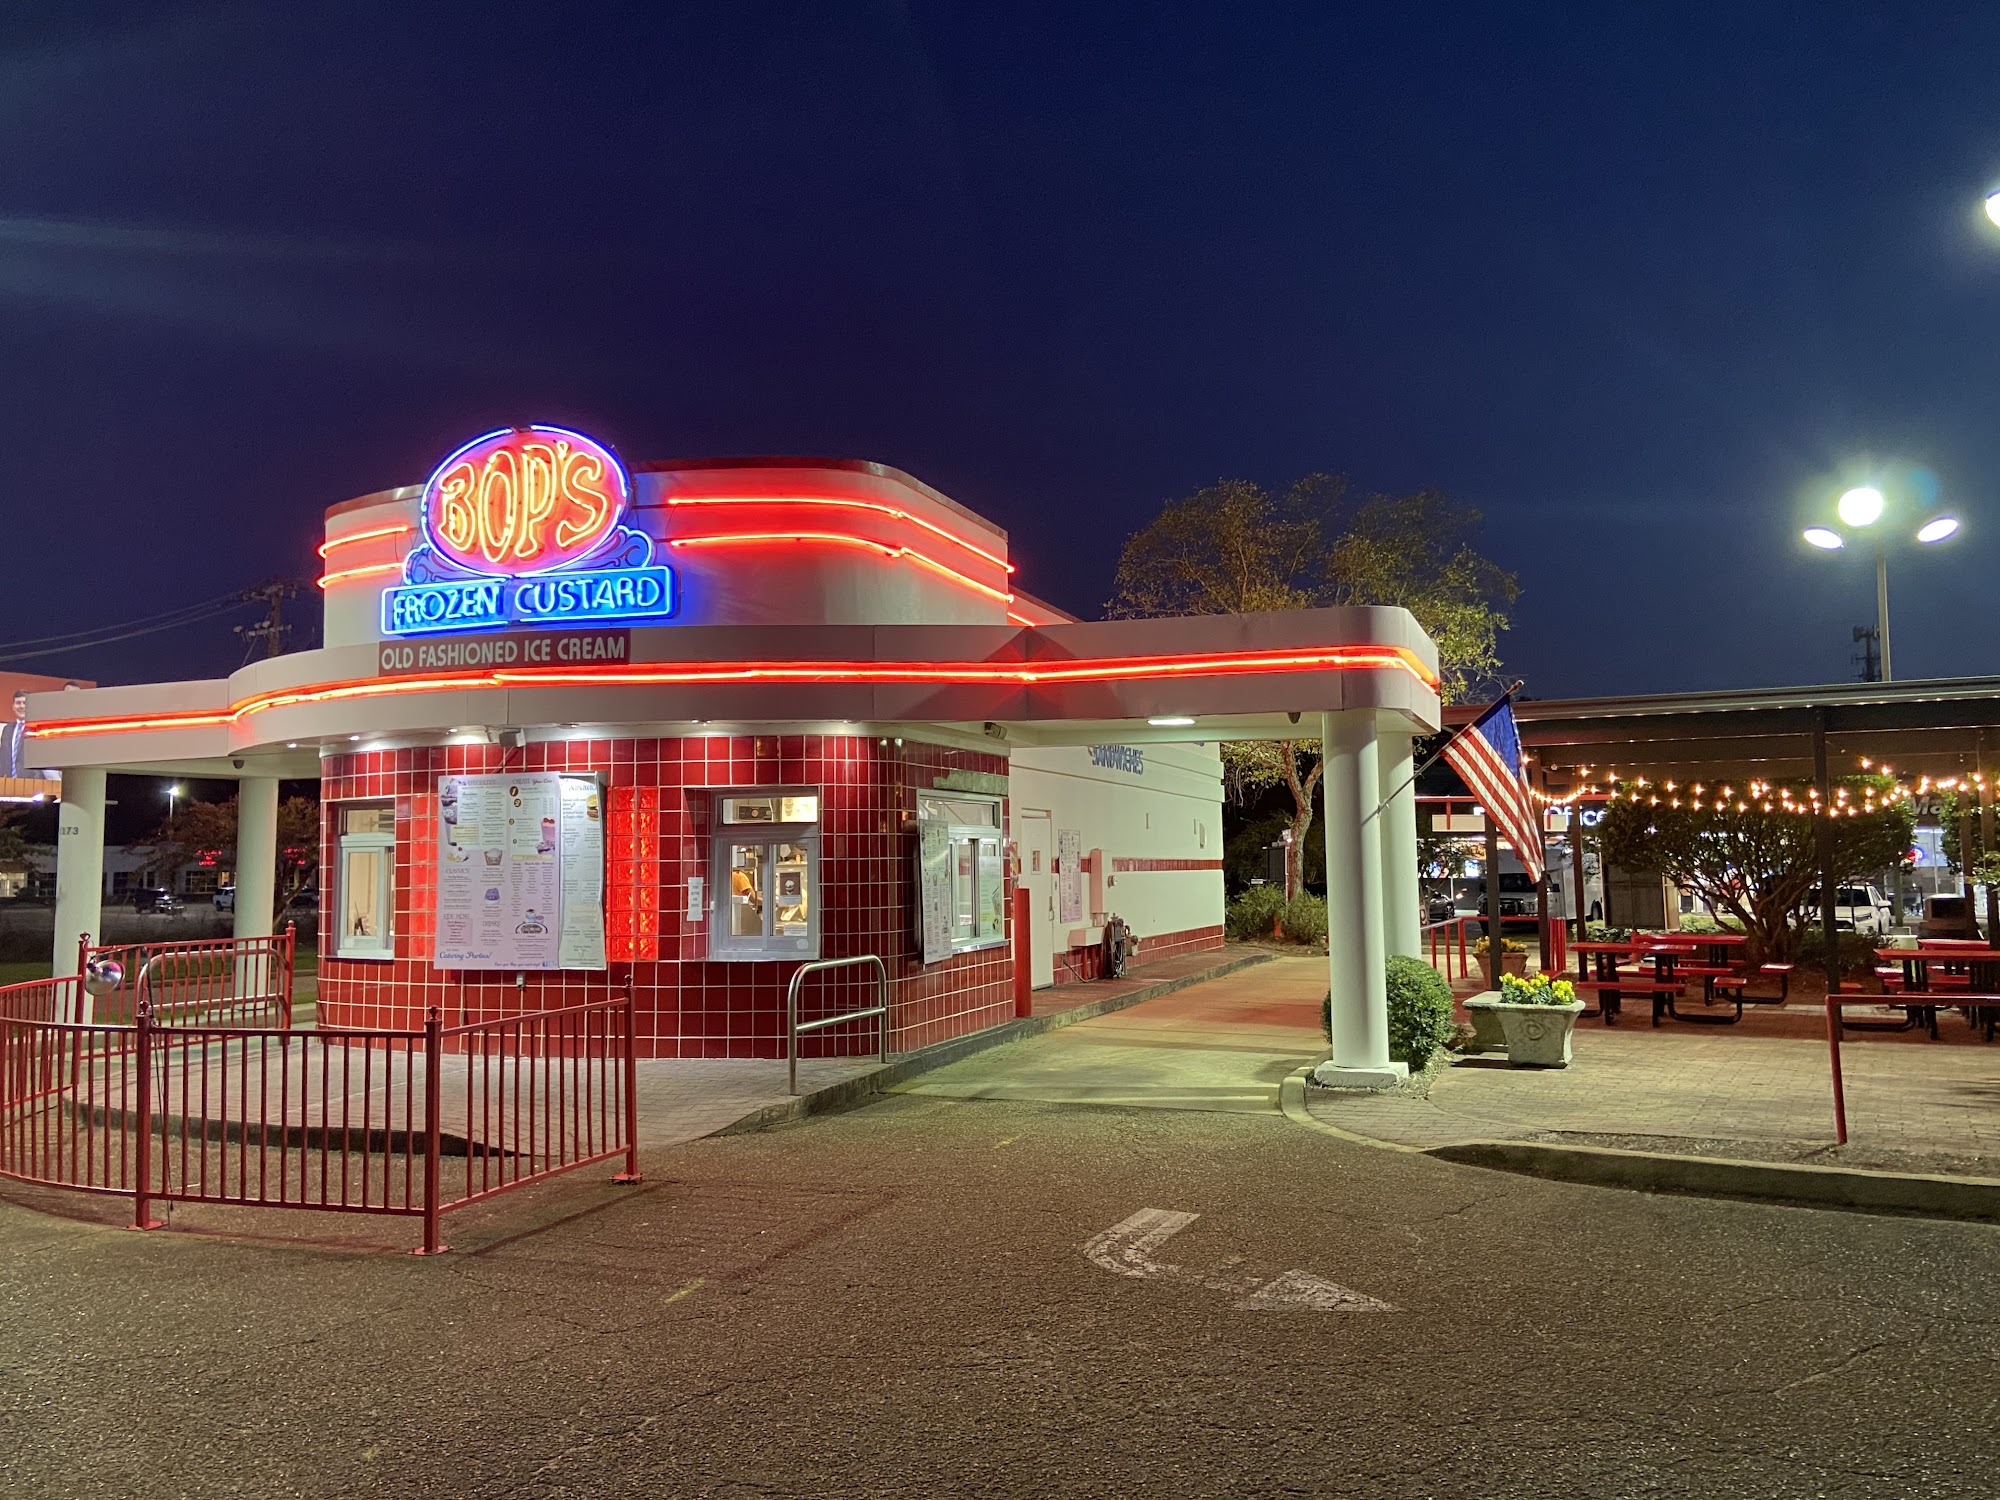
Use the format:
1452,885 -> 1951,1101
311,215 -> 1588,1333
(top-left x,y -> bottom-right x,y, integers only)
6,2 -> 2000,698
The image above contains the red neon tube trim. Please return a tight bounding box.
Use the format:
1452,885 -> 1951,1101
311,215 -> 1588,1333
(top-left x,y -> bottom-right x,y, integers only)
316,523 -> 413,559
28,645 -> 1437,739
316,561 -> 405,590
667,531 -> 1013,604
662,494 -> 1013,573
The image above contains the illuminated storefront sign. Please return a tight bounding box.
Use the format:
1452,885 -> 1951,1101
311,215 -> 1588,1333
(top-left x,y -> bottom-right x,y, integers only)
381,426 -> 674,636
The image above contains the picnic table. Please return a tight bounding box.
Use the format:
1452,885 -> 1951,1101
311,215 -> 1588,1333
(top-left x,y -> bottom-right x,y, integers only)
1650,931 -> 1750,971
1862,946 -> 2000,1041
1569,941 -> 1688,1027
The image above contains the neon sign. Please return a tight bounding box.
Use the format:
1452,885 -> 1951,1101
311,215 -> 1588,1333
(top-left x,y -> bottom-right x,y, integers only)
381,425 -> 674,636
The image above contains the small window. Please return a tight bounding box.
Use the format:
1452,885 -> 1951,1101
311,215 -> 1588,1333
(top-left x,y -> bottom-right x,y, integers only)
709,789 -> 820,961
342,805 -> 394,836
335,800 -> 395,959
916,794 -> 1007,962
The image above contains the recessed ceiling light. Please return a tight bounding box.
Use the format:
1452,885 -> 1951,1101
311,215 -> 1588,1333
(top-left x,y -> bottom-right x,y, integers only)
1148,715 -> 1196,727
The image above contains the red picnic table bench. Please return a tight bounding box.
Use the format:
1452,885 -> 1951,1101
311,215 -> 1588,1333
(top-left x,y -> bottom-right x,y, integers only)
1838,946 -> 2000,1041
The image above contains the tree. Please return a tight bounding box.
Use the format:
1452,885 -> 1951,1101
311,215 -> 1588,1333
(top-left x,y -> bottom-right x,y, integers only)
146,794 -> 321,908
1106,474 -> 1518,898
1599,777 -> 1911,963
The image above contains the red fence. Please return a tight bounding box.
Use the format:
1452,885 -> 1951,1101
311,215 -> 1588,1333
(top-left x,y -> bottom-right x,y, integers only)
79,929 -> 295,1029
0,957 -> 638,1254
1425,916 -> 1475,984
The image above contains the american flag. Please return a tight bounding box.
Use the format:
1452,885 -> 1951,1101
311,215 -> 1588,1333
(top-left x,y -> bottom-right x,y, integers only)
1443,696 -> 1545,882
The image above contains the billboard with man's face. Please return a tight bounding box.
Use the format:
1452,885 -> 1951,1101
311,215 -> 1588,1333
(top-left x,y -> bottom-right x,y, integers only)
0,672 -> 92,799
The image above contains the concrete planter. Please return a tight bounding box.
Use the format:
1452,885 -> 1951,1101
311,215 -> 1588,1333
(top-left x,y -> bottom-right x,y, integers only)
1461,993 -> 1508,1054
1493,1000 -> 1586,1067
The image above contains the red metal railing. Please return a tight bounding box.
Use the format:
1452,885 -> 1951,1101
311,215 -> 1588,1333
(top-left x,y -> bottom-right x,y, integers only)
77,928 -> 296,1029
0,1010 -> 138,1194
1424,916 -> 1475,983
0,961 -> 638,1254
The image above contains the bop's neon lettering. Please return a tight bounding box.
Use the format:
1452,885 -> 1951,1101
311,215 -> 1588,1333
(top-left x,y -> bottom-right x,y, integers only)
423,427 -> 632,576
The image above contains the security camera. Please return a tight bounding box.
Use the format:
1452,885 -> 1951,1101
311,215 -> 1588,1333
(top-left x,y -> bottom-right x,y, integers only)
231,758 -> 245,770
1288,711 -> 1302,725
983,722 -> 1008,741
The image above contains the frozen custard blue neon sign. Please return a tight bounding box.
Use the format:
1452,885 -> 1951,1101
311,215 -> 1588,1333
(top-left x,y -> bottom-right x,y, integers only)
380,425 -> 675,636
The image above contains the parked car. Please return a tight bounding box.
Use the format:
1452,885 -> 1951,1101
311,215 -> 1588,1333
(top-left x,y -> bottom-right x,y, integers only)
1460,873 -> 1539,934
1424,892 -> 1457,924
128,887 -> 184,914
1805,884 -> 1893,934
1918,893 -> 1984,942
213,886 -> 235,913
284,887 -> 319,914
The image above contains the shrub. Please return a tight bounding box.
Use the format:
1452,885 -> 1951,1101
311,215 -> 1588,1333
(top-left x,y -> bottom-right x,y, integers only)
1280,894 -> 1328,947
1584,922 -> 1633,943
1225,884 -> 1286,942
1675,913 -> 1723,935
1795,926 -> 1879,978
1320,957 -> 1459,1072
1387,955 -> 1457,1070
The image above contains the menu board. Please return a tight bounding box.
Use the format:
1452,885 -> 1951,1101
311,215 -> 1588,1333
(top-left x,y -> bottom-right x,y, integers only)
917,818 -> 953,964
436,772 -> 605,971
557,776 -> 607,970
1057,829 -> 1083,924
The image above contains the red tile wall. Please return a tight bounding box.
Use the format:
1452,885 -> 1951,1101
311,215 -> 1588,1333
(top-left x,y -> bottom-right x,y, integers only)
317,736 -> 1015,1058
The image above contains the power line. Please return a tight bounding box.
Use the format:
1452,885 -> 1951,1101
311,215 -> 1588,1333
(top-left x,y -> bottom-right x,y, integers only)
0,599 -> 246,663
0,591 -> 246,652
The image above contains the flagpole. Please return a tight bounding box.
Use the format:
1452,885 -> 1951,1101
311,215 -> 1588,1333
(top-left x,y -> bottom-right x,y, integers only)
1365,679 -> 1525,826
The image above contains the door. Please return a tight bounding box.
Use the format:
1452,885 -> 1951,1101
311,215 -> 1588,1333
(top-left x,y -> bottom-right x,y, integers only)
1018,809 -> 1056,989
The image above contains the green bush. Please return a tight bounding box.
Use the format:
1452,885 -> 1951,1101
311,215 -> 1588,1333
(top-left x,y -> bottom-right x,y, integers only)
1675,913 -> 1723,935
1280,894 -> 1328,947
1584,922 -> 1633,943
1326,960 -> 1458,1071
1225,885 -> 1286,941
1795,927 -> 1879,978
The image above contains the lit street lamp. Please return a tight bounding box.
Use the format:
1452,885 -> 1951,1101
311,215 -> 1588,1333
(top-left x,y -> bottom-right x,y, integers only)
1802,486 -> 1959,682
1986,188 -> 2000,229
167,783 -> 182,822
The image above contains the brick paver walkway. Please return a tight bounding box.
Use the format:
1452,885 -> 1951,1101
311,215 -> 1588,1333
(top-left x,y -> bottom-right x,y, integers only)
1309,1007 -> 2000,1172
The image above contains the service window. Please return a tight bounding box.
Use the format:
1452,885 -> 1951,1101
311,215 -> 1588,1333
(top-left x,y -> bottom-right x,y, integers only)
916,794 -> 1006,961
335,802 -> 395,958
710,790 -> 820,961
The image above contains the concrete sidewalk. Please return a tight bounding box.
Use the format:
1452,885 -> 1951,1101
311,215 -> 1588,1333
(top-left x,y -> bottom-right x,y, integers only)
892,953 -> 1329,1113
644,945 -> 1277,1142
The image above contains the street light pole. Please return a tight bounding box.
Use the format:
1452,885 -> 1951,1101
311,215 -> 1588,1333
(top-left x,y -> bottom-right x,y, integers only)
1803,486 -> 1956,681
1875,538 -> 1893,683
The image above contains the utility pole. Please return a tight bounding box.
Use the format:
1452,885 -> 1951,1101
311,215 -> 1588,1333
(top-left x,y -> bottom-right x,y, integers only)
235,579 -> 300,661
1851,625 -> 1880,684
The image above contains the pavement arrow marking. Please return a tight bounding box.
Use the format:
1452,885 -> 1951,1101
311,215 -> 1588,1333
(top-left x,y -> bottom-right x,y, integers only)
1084,1208 -> 1199,1279
1083,1208 -> 1394,1312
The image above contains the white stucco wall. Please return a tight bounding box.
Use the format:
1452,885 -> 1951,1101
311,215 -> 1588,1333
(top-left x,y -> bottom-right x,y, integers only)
1008,740 -> 1224,949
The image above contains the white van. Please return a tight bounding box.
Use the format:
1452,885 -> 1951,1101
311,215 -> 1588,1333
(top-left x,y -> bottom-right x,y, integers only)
1805,885 -> 1893,935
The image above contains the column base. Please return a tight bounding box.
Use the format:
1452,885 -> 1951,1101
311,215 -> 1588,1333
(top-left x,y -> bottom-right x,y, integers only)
1311,1060 -> 1409,1091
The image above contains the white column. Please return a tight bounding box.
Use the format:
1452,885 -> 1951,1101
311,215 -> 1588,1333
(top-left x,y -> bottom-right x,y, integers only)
233,776 -> 279,943
52,768 -> 106,993
1315,710 -> 1405,1087
1379,728 -> 1422,960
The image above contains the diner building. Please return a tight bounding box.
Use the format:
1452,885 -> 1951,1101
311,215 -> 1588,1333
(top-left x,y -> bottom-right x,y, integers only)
25,427 -> 1440,1084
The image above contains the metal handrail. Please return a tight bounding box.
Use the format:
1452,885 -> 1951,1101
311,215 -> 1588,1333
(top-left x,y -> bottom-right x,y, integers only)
786,955 -> 889,1095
